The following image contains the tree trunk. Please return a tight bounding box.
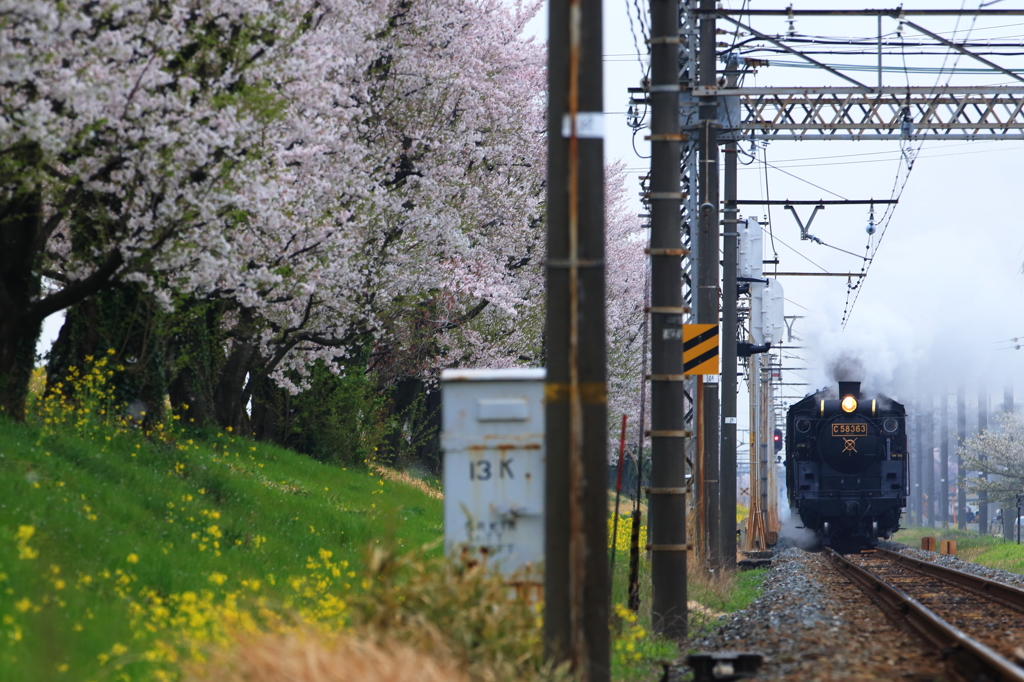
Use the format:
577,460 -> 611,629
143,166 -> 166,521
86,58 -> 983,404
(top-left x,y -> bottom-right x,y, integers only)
46,296 -> 101,397
0,313 -> 42,420
250,374 -> 288,444
381,378 -> 441,473
167,301 -> 224,429
46,284 -> 169,426
213,340 -> 256,433
0,169 -> 44,420
168,364 -> 217,429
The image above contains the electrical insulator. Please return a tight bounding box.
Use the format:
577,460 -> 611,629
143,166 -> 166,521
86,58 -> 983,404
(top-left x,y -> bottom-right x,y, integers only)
900,109 -> 914,140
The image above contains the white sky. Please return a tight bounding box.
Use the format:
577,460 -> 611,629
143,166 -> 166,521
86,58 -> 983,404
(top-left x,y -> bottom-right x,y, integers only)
529,1 -> 1024,447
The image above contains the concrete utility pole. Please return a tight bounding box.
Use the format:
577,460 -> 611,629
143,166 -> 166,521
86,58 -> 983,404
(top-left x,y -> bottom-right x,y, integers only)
941,390 -> 949,527
697,0 -> 721,570
925,397 -> 935,527
720,101 -> 738,570
921,401 -> 929,522
544,0 -> 609,676
978,384 -> 989,535
1003,383 -> 1014,540
913,411 -> 921,522
957,384 -> 967,530
647,0 -> 688,638
675,5 -> 1024,543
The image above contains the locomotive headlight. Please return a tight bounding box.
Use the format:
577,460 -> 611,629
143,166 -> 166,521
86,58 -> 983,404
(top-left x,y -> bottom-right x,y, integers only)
841,396 -> 858,413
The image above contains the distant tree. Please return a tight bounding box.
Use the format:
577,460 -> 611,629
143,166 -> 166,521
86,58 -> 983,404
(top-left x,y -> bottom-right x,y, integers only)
958,412 -> 1024,500
604,162 -> 648,448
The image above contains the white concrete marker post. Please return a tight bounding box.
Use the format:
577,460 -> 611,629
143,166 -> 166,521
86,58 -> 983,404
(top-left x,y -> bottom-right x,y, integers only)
441,368 -> 545,584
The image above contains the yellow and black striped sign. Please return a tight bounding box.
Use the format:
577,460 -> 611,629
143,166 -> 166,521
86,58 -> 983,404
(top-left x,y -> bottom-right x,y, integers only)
683,324 -> 719,375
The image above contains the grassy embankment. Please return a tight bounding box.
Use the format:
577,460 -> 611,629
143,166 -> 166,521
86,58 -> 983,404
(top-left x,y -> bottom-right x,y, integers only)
893,526 -> 1024,573
0,406 -> 450,680
0,356 -> 767,681
2,354 -> 545,681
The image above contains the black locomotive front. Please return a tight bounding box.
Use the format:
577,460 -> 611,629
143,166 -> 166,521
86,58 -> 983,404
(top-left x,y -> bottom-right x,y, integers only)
785,381 -> 907,549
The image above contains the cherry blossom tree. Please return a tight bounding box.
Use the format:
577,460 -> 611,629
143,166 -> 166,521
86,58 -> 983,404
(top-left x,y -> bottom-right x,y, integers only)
210,0 -> 549,431
2,0 -> 548,429
340,0 -> 547,382
958,412 -> 1024,501
604,162 -> 648,449
1,0 -> 380,418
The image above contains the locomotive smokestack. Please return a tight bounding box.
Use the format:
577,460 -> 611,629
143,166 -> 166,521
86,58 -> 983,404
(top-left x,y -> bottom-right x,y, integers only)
838,381 -> 861,399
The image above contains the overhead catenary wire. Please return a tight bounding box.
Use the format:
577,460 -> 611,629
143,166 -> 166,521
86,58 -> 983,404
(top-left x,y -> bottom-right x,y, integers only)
723,9 -> 1022,334
622,0 -> 649,78
754,151 -> 848,200
841,0 -> 986,329
760,145 -> 779,263
753,57 -> 1024,69
760,220 -> 832,274
744,143 -> 868,267
621,139 -> 1024,174
722,19 -> 1024,42
734,144 -> 1024,171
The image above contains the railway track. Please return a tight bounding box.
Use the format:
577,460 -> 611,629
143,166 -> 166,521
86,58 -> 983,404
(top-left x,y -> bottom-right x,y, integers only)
828,547 -> 1024,682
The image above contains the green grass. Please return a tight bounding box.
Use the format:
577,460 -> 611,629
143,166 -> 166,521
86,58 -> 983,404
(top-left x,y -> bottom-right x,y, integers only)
1,396 -> 767,682
0,415 -> 443,681
893,525 -> 1024,571
973,542 -> 1024,574
606,510 -> 769,681
719,568 -> 769,613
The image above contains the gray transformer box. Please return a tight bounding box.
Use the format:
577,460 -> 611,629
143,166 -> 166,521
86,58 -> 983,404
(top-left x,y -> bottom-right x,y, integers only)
441,368 -> 545,578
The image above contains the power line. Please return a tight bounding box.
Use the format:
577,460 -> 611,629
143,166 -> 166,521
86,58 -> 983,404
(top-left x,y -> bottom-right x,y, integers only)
622,0 -> 649,78
842,0 -> 987,329
735,143 -> 1024,171
761,145 -> 779,261
760,227 -> 831,275
758,58 -> 1024,72
760,155 -> 848,200
625,139 -> 1023,171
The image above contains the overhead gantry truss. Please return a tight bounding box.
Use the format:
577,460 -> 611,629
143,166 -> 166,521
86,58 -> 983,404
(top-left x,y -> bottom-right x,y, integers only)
691,86 -> 1024,141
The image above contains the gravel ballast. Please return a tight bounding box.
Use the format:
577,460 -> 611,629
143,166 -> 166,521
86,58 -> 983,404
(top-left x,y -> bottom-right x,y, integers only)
878,539 -> 1024,589
689,546 -> 949,680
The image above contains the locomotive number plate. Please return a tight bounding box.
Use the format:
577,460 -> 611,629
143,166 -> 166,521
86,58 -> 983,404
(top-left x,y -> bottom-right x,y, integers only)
832,423 -> 867,436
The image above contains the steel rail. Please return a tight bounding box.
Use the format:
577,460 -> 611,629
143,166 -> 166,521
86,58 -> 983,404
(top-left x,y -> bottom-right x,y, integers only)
826,548 -> 1024,682
876,547 -> 1024,616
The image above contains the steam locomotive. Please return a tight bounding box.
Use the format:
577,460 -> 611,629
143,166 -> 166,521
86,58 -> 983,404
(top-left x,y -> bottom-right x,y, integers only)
784,381 -> 908,550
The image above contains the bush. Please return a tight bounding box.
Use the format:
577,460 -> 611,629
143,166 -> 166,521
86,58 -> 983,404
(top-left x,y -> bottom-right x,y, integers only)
188,542 -> 569,682
277,362 -> 390,468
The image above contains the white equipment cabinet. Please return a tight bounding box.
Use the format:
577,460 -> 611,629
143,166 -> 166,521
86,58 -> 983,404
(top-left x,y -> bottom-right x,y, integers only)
441,368 -> 545,577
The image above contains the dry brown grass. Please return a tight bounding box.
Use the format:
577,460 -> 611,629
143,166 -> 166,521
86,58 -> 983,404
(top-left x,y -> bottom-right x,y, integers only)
370,464 -> 443,500
189,542 -> 570,682
685,562 -> 737,631
187,631 -> 469,682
